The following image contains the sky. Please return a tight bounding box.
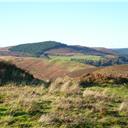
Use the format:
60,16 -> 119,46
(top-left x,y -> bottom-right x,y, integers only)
0,1 -> 128,48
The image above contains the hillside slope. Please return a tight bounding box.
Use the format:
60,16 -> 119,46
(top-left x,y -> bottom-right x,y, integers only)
9,41 -> 67,56
9,41 -> 112,57
79,65 -> 128,85
0,61 -> 43,85
0,56 -> 95,81
0,56 -> 127,85
93,47 -> 117,55
1,41 -> 128,66
112,48 -> 128,55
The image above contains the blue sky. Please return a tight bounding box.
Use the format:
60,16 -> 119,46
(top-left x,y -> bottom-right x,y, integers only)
0,1 -> 128,48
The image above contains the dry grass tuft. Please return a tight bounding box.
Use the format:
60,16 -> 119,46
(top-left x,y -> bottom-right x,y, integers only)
119,100 -> 128,113
39,114 -> 52,124
49,76 -> 81,94
83,88 -> 109,100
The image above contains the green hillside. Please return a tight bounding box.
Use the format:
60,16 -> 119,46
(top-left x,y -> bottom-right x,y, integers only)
9,41 -> 67,57
9,41 -> 110,57
7,41 -> 128,66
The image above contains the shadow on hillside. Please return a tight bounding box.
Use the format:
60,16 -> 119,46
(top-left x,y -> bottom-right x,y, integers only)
0,61 -> 45,86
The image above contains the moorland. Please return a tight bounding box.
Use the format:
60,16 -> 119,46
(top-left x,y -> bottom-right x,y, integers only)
0,41 -> 128,128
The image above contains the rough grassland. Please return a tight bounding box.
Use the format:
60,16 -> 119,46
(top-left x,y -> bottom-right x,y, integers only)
0,84 -> 128,128
0,56 -> 95,81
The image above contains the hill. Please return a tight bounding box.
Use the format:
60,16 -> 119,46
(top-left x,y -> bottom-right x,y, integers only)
112,48 -> 128,55
0,47 -> 30,57
9,41 -> 67,57
0,56 -> 95,81
93,47 -> 117,55
0,56 -> 127,85
0,41 -> 126,66
0,60 -> 43,85
0,57 -> 128,128
9,41 -> 113,57
69,64 -> 128,79
79,65 -> 128,85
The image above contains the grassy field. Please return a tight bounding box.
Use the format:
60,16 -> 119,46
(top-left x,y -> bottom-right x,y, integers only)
49,55 -> 106,66
49,55 -> 103,62
49,55 -> 128,67
0,83 -> 128,128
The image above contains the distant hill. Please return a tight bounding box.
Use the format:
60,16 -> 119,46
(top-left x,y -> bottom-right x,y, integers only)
1,41 -> 127,57
93,47 -> 117,55
112,48 -> 128,55
92,47 -> 128,56
0,47 -> 30,57
9,41 -> 113,57
0,41 -> 127,66
9,41 -> 67,57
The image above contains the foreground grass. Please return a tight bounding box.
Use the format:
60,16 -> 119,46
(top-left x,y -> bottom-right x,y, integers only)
0,84 -> 128,128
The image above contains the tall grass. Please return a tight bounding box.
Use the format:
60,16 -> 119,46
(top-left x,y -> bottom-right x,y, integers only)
0,83 -> 128,128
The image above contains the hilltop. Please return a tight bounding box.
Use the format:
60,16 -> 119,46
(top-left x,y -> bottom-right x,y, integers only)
1,41 -> 114,57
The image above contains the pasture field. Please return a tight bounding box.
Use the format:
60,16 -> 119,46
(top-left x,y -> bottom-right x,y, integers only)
49,55 -> 103,62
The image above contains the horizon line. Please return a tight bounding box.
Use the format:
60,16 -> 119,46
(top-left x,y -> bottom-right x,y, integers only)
0,40 -> 127,49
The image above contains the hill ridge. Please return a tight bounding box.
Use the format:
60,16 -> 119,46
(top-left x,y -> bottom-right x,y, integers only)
8,41 -> 114,57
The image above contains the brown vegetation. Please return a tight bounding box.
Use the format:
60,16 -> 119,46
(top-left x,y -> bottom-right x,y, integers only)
0,56 -> 94,81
